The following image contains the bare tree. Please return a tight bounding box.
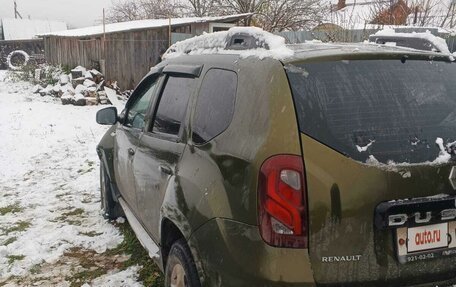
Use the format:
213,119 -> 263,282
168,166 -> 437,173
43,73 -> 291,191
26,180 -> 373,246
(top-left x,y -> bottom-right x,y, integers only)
325,0 -> 371,30
256,0 -> 323,32
187,0 -> 218,16
439,1 -> 456,28
406,0 -> 440,26
217,0 -> 322,31
217,0 -> 267,25
106,0 -> 143,22
140,0 -> 187,18
106,0 -> 186,23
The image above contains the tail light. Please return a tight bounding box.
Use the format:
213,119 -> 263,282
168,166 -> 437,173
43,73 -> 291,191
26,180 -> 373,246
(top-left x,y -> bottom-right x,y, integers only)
258,155 -> 308,248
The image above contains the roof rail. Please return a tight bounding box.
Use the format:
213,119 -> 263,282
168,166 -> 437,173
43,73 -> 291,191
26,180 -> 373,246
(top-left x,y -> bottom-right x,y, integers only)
162,27 -> 293,60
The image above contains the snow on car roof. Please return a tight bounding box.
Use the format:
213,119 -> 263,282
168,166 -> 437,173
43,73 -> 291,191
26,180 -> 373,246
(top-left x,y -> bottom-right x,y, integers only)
39,14 -> 252,38
162,27 -> 448,62
372,28 -> 451,54
162,26 -> 294,60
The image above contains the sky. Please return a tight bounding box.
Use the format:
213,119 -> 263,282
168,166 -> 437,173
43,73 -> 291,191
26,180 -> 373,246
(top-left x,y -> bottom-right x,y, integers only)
0,0 -> 114,28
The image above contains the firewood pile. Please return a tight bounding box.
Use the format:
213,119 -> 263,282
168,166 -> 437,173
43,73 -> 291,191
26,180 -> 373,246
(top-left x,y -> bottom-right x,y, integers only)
32,66 -> 127,106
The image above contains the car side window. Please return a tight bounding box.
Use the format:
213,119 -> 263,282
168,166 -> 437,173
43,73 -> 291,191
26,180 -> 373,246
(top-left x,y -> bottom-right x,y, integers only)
152,75 -> 195,136
125,76 -> 158,130
192,69 -> 237,145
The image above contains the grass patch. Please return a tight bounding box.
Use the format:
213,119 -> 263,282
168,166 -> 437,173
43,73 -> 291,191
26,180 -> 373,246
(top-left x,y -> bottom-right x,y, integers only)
55,208 -> 85,225
77,167 -> 95,175
3,237 -> 17,245
79,231 -> 102,237
107,222 -> 164,287
0,203 -> 23,215
56,192 -> 71,198
7,255 -> 25,264
3,221 -> 31,235
67,220 -> 82,226
62,208 -> 85,217
68,269 -> 106,287
29,264 -> 41,275
64,247 -> 124,287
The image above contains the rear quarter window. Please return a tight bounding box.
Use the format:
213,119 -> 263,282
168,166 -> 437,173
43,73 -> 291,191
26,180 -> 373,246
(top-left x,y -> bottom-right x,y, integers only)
192,69 -> 237,145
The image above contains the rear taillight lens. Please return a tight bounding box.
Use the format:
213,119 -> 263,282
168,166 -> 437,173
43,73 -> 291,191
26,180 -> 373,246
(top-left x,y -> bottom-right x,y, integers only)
258,155 -> 308,248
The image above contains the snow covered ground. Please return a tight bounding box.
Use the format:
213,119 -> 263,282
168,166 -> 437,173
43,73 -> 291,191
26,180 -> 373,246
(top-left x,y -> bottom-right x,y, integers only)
0,71 -> 143,286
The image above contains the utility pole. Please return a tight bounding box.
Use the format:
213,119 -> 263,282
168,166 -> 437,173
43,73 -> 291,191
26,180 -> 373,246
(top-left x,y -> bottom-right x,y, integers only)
389,0 -> 393,25
14,0 -> 23,19
168,16 -> 172,47
100,8 -> 106,75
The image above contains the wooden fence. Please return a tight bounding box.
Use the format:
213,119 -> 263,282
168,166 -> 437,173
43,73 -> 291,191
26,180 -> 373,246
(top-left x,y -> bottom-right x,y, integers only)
0,39 -> 44,69
44,28 -> 169,90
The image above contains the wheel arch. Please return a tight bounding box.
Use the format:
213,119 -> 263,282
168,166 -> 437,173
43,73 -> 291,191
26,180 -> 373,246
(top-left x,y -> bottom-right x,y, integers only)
97,125 -> 120,200
160,217 -> 206,285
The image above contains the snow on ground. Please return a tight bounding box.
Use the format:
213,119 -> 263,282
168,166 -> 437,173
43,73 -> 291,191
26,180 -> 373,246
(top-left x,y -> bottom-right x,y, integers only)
0,71 -> 142,286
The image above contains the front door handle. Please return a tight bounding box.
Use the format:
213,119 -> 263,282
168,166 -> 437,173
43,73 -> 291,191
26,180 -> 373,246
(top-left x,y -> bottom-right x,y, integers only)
159,165 -> 173,175
128,148 -> 135,156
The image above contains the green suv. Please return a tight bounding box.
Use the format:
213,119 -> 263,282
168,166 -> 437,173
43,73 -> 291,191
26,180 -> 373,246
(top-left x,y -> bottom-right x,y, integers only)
96,27 -> 456,286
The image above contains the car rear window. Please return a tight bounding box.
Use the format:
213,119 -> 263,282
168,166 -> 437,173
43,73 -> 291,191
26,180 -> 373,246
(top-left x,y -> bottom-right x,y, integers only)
286,59 -> 456,164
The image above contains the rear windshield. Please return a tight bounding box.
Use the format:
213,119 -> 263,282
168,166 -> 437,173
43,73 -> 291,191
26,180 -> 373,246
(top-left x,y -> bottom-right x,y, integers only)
286,59 -> 456,164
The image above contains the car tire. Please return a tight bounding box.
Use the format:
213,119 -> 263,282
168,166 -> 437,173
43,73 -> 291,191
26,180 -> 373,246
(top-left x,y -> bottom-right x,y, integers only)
165,239 -> 201,287
100,162 -> 123,220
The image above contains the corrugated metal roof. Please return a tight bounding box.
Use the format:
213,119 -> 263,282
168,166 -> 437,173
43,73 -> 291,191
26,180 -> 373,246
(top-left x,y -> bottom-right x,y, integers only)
40,14 -> 252,38
1,18 -> 67,40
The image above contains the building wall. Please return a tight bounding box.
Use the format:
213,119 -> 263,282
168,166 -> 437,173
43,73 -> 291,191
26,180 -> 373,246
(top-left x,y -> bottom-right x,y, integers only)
44,27 -> 169,90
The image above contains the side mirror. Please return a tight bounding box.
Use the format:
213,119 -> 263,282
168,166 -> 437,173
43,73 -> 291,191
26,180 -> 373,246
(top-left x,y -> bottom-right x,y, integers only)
118,109 -> 127,125
96,107 -> 118,125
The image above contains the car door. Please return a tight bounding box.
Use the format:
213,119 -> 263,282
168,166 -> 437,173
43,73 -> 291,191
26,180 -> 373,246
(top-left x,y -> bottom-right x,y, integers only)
114,74 -> 160,211
133,65 -> 201,239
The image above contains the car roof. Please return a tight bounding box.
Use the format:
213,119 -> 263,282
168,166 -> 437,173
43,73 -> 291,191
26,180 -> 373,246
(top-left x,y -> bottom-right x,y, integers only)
283,42 -> 448,63
162,27 -> 451,65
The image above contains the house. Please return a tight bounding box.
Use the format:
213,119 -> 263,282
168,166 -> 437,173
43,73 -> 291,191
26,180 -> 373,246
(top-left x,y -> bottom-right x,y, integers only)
323,0 -> 456,30
40,14 -> 251,89
324,0 -> 411,29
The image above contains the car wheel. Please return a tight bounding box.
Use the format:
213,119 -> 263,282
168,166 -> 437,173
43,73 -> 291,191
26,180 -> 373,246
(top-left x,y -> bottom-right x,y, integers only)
100,162 -> 123,220
165,239 -> 201,287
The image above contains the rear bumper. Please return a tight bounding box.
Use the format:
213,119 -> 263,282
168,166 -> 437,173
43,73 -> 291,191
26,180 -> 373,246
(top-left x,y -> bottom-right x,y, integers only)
188,218 -> 315,287
187,218 -> 456,287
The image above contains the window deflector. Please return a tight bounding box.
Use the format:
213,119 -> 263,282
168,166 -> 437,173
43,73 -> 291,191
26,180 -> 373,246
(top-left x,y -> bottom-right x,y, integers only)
163,64 -> 203,77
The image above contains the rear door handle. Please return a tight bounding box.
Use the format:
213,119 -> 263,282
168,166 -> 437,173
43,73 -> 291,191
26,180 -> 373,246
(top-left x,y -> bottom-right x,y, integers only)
128,148 -> 135,156
159,165 -> 173,175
